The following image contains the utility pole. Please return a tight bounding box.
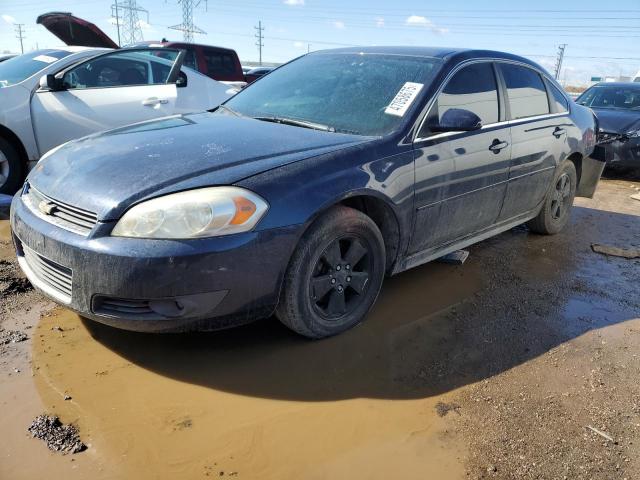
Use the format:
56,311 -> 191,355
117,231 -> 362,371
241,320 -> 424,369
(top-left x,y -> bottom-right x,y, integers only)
554,44 -> 567,81
15,24 -> 25,54
111,0 -> 148,46
113,0 -> 121,46
170,0 -> 207,43
255,21 -> 264,66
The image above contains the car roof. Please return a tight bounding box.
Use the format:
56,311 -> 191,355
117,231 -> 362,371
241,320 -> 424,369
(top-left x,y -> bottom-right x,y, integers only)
310,46 -> 545,70
131,41 -> 236,53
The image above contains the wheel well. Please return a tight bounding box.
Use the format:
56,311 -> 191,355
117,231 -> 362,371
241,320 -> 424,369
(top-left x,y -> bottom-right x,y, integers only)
567,152 -> 582,185
339,195 -> 400,274
0,124 -> 29,166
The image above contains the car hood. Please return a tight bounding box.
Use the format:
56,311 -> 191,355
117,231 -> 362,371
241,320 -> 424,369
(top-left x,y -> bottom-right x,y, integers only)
28,112 -> 371,221
592,107 -> 640,134
37,12 -> 119,49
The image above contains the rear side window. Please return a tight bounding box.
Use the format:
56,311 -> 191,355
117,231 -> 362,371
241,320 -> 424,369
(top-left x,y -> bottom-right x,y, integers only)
202,49 -> 237,77
549,83 -> 569,112
436,62 -> 499,125
500,64 -> 550,119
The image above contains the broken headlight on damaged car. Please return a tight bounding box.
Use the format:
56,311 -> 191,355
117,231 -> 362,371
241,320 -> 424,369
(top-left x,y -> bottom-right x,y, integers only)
111,187 -> 268,239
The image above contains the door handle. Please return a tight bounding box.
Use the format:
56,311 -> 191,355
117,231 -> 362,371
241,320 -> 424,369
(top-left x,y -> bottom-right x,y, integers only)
553,127 -> 566,138
489,139 -> 509,154
142,97 -> 169,107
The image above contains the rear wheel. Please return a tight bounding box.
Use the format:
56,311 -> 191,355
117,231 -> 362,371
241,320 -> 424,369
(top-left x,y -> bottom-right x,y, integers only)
0,138 -> 24,195
527,159 -> 577,235
276,206 -> 386,339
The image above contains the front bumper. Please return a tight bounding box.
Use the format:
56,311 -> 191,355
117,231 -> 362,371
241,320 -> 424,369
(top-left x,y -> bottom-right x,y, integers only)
10,194 -> 301,332
602,137 -> 640,168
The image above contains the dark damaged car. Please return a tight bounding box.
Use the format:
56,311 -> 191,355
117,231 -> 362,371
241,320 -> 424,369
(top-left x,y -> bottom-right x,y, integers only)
576,82 -> 640,170
11,47 -> 603,338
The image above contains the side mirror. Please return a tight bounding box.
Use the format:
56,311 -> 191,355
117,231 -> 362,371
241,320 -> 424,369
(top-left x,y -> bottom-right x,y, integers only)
431,108 -> 482,133
176,71 -> 188,88
39,74 -> 60,91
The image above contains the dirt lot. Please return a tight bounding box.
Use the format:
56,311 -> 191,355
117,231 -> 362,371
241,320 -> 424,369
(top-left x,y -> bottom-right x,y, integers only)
0,178 -> 639,480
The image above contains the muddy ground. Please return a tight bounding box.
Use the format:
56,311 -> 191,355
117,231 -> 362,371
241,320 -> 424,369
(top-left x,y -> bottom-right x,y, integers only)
0,178 -> 639,480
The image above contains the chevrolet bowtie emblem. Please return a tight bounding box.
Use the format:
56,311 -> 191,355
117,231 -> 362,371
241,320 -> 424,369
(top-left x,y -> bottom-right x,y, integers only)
38,201 -> 57,215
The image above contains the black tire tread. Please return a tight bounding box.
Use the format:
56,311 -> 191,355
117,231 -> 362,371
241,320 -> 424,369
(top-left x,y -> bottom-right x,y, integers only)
276,205 -> 385,339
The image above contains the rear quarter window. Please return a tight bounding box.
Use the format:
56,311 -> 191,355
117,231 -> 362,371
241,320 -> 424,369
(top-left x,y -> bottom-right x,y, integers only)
202,49 -> 238,78
500,64 -> 550,119
549,83 -> 569,113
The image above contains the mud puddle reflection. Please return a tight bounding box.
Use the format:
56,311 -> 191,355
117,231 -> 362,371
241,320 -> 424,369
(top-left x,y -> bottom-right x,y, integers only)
32,260 -> 482,479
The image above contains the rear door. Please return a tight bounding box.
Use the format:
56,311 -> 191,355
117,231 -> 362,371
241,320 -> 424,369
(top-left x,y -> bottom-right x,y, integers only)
496,62 -> 569,221
31,48 -> 184,155
410,61 -> 510,253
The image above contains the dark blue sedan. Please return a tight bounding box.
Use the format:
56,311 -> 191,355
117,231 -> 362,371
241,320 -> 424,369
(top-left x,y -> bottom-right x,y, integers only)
11,47 -> 603,338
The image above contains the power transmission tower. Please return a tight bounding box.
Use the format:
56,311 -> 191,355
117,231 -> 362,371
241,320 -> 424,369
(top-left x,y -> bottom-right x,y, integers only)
111,0 -> 149,46
255,21 -> 264,65
554,44 -> 567,81
15,24 -> 25,54
170,0 -> 207,43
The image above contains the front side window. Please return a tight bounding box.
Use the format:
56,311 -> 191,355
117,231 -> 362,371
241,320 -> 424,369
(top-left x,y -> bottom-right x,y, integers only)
224,53 -> 442,136
0,50 -> 71,88
436,62 -> 500,126
63,50 -> 179,89
500,64 -> 550,119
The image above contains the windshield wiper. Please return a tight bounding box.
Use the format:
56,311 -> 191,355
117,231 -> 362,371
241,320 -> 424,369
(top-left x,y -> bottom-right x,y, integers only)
253,116 -> 335,132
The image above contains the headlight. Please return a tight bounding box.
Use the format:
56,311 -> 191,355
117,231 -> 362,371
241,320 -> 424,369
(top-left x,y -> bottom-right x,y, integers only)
111,187 -> 268,239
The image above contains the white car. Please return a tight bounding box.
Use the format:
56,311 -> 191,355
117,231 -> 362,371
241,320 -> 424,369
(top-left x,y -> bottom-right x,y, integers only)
0,14 -> 233,194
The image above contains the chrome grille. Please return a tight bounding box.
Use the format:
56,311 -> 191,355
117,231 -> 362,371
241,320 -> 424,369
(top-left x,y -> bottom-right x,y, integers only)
21,244 -> 72,302
23,186 -> 98,235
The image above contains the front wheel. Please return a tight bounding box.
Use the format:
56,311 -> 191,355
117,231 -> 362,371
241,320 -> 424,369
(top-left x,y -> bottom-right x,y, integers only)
0,138 -> 24,195
527,159 -> 577,235
276,206 -> 386,339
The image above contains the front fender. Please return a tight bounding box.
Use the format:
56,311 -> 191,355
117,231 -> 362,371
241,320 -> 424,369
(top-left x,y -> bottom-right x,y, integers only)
237,146 -> 416,243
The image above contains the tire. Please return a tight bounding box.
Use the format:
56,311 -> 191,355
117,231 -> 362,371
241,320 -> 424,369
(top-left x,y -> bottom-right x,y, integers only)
527,159 -> 577,235
0,138 -> 24,195
276,205 -> 386,339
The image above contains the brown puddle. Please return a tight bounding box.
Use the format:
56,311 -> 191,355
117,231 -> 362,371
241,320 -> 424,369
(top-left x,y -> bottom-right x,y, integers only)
28,260 -> 483,479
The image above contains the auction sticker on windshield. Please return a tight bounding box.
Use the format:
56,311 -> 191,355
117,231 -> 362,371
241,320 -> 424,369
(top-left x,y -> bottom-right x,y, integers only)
385,82 -> 424,117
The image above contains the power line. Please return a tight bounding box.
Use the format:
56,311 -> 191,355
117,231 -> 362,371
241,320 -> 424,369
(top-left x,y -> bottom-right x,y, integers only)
170,0 -> 207,42
111,0 -> 149,46
255,20 -> 264,66
14,24 -> 25,54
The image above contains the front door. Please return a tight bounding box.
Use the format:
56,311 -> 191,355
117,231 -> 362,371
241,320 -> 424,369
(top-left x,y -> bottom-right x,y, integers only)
31,48 -> 184,155
410,61 -> 510,254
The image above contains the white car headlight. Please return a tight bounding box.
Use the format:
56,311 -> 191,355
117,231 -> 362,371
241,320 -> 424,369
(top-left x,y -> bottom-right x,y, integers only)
111,187 -> 268,239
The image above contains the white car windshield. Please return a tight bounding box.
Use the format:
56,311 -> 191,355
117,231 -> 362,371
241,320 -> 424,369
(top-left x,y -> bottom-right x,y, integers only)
0,50 -> 72,88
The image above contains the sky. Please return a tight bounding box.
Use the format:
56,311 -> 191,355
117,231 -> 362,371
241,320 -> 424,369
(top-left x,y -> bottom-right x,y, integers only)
1,0 -> 639,86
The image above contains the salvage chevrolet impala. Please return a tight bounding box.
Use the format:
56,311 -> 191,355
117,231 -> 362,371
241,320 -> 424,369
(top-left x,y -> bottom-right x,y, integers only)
10,47 -> 603,338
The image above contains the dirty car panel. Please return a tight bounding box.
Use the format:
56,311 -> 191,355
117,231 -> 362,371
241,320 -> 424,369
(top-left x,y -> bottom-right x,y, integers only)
11,47 -> 600,335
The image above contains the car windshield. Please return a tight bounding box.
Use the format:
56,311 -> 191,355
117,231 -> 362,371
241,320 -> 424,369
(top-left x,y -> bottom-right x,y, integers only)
576,85 -> 640,110
0,50 -> 72,88
223,52 -> 443,136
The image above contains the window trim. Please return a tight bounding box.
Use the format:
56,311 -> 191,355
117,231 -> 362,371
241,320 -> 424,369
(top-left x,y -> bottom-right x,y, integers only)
413,58 -> 566,143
